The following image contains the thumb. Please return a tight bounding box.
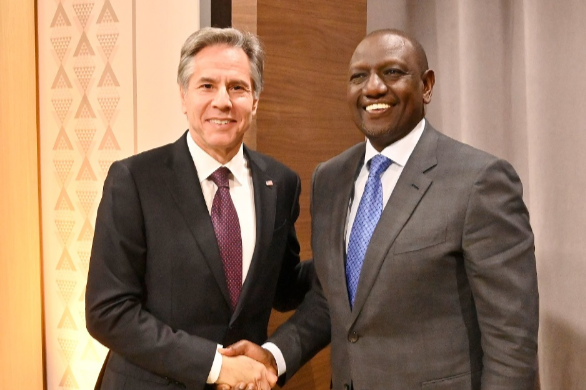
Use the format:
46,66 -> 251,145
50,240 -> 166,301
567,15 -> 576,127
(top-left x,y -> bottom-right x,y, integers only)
219,340 -> 251,356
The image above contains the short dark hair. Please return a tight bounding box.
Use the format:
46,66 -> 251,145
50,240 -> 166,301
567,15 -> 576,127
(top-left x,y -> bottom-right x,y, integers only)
367,28 -> 429,73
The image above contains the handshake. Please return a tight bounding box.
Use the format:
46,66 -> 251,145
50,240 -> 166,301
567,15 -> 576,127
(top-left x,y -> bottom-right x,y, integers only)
216,340 -> 279,390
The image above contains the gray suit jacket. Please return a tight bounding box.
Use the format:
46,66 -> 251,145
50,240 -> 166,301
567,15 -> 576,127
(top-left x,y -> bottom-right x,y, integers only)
270,123 -> 538,390
86,132 -> 310,390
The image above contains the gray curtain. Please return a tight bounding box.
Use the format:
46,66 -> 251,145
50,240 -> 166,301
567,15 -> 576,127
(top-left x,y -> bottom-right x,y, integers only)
368,1 -> 586,389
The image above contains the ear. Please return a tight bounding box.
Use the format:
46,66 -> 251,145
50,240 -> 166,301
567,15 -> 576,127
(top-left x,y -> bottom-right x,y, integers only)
251,96 -> 259,116
421,69 -> 435,104
179,85 -> 187,114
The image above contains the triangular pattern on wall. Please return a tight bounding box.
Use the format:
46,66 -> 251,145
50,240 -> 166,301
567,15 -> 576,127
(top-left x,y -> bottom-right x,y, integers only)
58,337 -> 79,363
73,65 -> 95,91
52,65 -> 73,89
77,219 -> 94,241
97,62 -> 120,87
53,127 -> 74,150
75,95 -> 96,119
98,126 -> 120,150
98,96 -> 120,123
51,36 -> 72,62
55,188 -> 75,211
81,339 -> 101,361
57,279 -> 77,304
96,0 -> 119,24
77,250 -> 91,273
96,32 -> 118,59
55,219 -> 76,245
73,32 -> 95,57
76,157 -> 97,181
72,2 -> 94,29
59,365 -> 80,389
57,249 -> 77,272
98,159 -> 114,176
75,127 -> 96,154
57,307 -> 78,330
54,159 -> 74,184
78,286 -> 86,302
51,3 -> 72,28
52,97 -> 74,124
76,189 -> 97,215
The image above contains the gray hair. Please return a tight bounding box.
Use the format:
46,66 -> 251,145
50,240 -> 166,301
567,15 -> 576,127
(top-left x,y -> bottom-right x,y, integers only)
177,27 -> 265,99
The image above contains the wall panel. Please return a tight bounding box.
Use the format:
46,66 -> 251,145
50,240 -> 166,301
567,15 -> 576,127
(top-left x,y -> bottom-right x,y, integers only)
0,0 -> 44,389
238,1 -> 368,389
38,1 -> 199,388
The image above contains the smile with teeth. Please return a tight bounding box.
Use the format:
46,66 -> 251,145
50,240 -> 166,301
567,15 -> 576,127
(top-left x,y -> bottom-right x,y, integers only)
365,103 -> 390,112
209,119 -> 233,125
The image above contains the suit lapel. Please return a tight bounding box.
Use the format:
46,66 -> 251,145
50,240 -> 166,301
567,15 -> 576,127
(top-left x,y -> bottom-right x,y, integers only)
350,124 -> 439,323
230,146 -> 276,323
327,144 -> 366,324
161,133 -> 232,307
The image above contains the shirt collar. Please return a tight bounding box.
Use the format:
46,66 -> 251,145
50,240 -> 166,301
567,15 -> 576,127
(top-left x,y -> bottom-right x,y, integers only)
364,118 -> 426,168
186,132 -> 249,185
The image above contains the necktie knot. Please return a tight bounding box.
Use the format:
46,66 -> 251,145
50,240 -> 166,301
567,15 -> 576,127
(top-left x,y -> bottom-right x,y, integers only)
209,167 -> 231,188
368,154 -> 392,178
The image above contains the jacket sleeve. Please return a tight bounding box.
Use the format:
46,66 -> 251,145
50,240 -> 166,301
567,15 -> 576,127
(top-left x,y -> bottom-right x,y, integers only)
85,161 -> 217,389
268,164 -> 331,380
462,158 -> 539,389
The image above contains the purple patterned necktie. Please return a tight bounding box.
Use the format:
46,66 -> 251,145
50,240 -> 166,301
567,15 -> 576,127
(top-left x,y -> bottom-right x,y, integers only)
209,167 -> 242,310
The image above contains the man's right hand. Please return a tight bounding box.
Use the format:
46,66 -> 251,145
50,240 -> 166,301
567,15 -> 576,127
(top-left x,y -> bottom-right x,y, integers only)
217,354 -> 277,390
220,340 -> 278,374
216,341 -> 279,390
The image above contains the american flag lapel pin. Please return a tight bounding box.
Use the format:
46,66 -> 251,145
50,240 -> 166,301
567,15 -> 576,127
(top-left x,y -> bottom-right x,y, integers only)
266,180 -> 273,187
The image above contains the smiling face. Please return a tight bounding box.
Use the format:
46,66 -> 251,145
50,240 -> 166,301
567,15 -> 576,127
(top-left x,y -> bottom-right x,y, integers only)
347,31 -> 435,151
180,44 -> 258,163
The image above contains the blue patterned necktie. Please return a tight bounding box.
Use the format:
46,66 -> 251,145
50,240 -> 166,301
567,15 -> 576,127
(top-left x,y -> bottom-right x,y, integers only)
346,154 -> 392,308
209,167 -> 242,310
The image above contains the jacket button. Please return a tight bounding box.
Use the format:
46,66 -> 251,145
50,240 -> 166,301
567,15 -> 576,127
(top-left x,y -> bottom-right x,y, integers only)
348,331 -> 359,343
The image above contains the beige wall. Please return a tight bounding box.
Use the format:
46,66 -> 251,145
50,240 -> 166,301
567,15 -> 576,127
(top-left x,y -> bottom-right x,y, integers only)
37,1 -> 198,388
0,0 -> 44,389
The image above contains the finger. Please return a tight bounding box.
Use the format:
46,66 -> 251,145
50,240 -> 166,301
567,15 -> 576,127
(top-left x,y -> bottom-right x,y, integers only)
234,382 -> 247,390
219,340 -> 250,356
267,370 -> 278,387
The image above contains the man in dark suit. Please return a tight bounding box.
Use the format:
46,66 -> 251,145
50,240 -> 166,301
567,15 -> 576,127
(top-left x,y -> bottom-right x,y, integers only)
85,27 -> 311,390
222,29 -> 539,390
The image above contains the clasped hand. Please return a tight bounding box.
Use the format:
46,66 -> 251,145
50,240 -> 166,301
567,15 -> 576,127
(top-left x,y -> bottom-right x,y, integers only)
216,340 -> 278,390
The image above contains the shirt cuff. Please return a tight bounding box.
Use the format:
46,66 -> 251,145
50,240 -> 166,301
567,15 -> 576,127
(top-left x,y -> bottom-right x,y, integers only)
262,342 -> 286,377
206,344 -> 223,384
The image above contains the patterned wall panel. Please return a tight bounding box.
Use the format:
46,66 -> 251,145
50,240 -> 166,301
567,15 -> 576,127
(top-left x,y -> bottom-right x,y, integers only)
39,1 -> 135,388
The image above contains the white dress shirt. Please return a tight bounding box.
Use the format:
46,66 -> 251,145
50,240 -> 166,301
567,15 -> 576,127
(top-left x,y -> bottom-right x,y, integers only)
186,133 -> 256,383
268,118 -> 426,377
345,118 -> 425,248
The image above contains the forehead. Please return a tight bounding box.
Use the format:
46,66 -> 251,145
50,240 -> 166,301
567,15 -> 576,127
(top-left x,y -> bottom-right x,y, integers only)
191,44 -> 252,80
350,33 -> 419,70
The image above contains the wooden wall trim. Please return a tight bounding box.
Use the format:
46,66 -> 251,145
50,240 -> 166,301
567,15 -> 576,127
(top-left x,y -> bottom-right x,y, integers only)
0,0 -> 44,389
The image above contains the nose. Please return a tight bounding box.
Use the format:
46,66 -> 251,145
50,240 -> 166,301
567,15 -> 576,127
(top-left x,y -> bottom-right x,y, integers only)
211,86 -> 232,110
363,72 -> 387,97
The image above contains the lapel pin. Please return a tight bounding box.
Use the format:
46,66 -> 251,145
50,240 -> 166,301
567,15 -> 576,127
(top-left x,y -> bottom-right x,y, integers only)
266,180 -> 273,187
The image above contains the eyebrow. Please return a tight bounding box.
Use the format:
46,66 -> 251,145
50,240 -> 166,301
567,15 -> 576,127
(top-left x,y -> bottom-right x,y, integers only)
195,76 -> 252,87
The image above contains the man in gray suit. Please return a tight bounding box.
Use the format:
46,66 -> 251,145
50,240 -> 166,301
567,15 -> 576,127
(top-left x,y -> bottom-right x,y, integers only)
222,29 -> 539,390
